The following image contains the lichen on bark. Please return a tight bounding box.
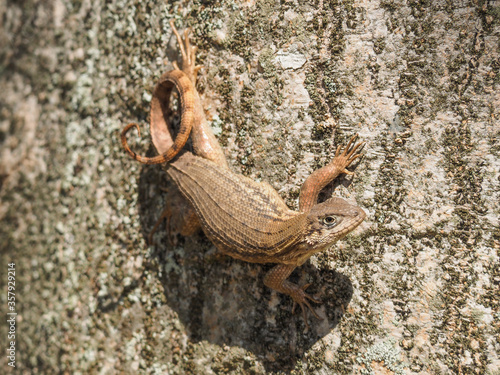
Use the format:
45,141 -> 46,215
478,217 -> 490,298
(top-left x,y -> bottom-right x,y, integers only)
0,0 -> 499,374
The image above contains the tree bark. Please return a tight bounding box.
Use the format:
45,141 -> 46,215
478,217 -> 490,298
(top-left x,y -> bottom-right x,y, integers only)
1,0 -> 499,373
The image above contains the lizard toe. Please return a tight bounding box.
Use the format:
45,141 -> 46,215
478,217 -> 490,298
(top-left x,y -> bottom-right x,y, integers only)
291,284 -> 322,324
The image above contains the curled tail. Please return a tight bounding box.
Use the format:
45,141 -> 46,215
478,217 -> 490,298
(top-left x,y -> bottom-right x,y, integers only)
121,113 -> 192,165
120,70 -> 196,165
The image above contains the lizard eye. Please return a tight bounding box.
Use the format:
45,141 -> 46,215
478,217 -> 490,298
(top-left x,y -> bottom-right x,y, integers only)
321,216 -> 337,226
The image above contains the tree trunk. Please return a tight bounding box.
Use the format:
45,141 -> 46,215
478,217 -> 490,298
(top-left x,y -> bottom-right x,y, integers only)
1,0 -> 498,373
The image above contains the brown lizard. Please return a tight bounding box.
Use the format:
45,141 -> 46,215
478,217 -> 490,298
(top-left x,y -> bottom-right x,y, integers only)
121,21 -> 366,328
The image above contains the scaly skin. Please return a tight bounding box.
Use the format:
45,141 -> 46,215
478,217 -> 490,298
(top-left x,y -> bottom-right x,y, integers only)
121,21 -> 366,329
121,20 -> 227,168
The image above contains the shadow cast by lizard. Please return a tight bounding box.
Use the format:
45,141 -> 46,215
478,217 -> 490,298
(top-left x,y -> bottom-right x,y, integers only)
136,161 -> 354,373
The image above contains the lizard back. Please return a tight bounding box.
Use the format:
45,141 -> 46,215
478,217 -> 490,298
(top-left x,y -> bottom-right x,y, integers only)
168,152 -> 308,263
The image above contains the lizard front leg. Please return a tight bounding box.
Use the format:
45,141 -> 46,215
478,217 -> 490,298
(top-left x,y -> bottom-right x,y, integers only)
264,264 -> 321,329
299,134 -> 364,212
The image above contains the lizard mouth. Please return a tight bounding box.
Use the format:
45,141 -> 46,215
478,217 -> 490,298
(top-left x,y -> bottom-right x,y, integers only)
337,207 -> 366,238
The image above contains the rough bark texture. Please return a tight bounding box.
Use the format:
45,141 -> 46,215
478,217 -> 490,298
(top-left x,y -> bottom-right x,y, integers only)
1,0 -> 499,374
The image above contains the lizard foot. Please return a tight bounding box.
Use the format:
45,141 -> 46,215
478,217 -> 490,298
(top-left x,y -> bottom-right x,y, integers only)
148,203 -> 173,246
264,264 -> 323,330
290,283 -> 322,330
170,20 -> 203,82
331,133 -> 365,175
148,187 -> 201,246
298,133 -> 365,212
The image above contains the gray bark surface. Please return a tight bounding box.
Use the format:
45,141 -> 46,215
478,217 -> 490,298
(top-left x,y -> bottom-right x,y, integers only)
0,0 -> 499,373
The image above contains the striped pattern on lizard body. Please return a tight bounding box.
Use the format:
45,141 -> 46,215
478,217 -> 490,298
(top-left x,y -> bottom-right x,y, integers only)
168,152 -> 310,264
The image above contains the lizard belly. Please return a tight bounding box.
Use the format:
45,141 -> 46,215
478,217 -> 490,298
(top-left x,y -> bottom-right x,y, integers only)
167,152 -> 308,263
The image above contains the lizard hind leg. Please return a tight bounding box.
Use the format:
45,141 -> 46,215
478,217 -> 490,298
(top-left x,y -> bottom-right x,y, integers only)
169,20 -> 203,82
148,188 -> 201,246
148,203 -> 173,246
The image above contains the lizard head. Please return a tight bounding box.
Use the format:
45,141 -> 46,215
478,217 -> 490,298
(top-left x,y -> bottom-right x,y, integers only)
301,197 -> 365,253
